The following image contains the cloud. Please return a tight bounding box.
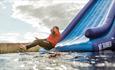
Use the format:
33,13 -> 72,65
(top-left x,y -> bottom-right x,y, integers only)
11,0 -> 88,30
0,33 -> 20,36
23,32 -> 49,42
0,32 -> 21,43
0,32 -> 50,43
0,0 -> 88,43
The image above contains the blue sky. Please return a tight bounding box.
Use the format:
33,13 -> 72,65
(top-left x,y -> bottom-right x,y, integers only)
0,0 -> 37,42
0,0 -> 35,33
0,0 -> 88,43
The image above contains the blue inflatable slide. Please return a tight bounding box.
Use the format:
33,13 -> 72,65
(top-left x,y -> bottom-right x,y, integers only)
55,0 -> 115,52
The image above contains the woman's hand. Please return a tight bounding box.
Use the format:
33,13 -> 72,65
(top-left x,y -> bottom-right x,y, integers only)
35,37 -> 39,40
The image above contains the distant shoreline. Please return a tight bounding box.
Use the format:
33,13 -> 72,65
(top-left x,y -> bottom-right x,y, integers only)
0,43 -> 39,54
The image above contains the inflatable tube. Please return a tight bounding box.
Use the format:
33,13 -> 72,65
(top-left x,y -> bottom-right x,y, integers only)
55,0 -> 115,52
55,18 -> 115,52
93,17 -> 115,51
85,1 -> 115,51
60,0 -> 95,41
55,42 -> 93,52
85,2 -> 115,39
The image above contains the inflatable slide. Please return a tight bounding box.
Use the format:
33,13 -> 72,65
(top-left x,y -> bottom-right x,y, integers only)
55,0 -> 115,52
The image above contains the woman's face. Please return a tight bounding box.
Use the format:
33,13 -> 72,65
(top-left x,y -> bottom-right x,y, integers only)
51,27 -> 55,32
53,27 -> 58,31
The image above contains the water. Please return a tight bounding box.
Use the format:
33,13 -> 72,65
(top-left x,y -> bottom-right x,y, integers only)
0,50 -> 115,70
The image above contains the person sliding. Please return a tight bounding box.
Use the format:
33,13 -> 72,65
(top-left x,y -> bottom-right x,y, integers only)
20,26 -> 61,50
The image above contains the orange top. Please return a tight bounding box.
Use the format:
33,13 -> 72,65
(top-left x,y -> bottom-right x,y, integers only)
47,29 -> 61,47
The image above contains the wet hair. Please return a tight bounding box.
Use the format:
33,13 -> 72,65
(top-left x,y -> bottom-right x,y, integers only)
54,26 -> 59,30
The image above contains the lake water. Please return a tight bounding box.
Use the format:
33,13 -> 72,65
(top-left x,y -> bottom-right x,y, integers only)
0,50 -> 115,70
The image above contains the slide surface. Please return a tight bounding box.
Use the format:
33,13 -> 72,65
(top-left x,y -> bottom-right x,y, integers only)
55,0 -> 115,52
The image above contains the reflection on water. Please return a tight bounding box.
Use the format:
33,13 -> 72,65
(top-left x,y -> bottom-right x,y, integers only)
0,51 -> 115,70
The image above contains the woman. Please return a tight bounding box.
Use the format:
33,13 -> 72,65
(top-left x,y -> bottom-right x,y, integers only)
20,26 -> 61,50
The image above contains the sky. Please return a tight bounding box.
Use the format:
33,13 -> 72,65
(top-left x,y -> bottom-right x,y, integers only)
0,0 -> 88,43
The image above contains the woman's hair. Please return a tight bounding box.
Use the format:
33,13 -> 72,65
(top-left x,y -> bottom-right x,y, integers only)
54,26 -> 59,30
